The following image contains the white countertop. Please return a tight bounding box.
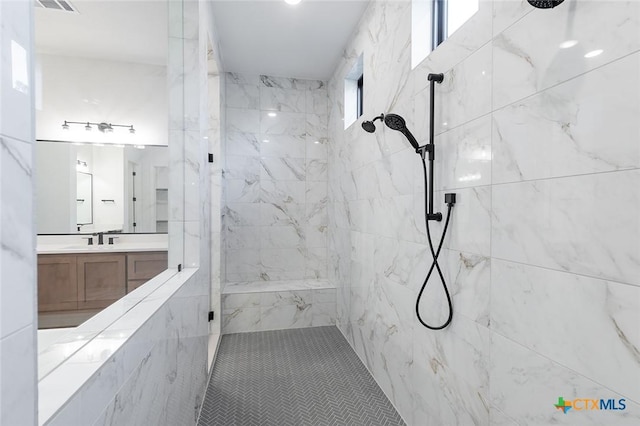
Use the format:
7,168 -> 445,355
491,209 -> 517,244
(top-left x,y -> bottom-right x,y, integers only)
37,234 -> 168,254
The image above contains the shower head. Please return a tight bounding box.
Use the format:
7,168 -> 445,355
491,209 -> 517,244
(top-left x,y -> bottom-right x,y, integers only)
527,0 -> 564,8
361,113 -> 384,133
361,120 -> 376,133
384,113 -> 420,151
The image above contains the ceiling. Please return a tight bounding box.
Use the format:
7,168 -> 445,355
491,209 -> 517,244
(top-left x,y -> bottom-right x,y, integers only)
209,0 -> 370,80
34,0 -> 370,80
34,0 -> 167,66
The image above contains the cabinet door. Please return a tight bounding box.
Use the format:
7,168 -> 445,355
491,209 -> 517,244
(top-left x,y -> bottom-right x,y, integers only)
77,254 -> 126,310
38,255 -> 78,312
126,251 -> 168,292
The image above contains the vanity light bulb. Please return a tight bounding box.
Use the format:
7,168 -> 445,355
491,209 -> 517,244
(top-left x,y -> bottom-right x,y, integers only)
62,121 -> 69,130
129,126 -> 135,134
85,122 -> 92,131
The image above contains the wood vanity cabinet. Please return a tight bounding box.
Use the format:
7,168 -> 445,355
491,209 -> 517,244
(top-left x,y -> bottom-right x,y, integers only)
77,254 -> 126,310
127,252 -> 168,292
38,255 -> 79,312
37,251 -> 167,316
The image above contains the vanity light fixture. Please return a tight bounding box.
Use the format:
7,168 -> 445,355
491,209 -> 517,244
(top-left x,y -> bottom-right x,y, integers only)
61,120 -> 136,134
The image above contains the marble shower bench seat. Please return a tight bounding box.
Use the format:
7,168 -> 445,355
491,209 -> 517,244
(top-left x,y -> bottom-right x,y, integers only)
221,279 -> 336,334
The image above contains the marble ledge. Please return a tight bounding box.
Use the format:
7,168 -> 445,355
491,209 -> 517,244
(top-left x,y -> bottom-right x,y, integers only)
38,269 -> 195,424
223,279 -> 335,294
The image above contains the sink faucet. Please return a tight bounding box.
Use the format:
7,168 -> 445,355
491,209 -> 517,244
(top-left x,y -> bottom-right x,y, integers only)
93,232 -> 104,245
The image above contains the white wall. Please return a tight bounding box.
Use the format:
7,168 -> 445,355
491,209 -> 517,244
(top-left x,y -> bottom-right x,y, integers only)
36,143 -> 76,234
0,0 -> 37,424
36,54 -> 168,147
328,1 -> 640,425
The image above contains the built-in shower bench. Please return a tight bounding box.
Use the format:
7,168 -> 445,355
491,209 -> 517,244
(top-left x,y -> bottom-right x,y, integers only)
221,279 -> 336,333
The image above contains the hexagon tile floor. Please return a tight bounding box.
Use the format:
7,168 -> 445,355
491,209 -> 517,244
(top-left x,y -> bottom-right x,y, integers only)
197,326 -> 406,426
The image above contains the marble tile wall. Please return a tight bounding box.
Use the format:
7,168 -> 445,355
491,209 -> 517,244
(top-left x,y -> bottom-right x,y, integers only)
328,1 -> 640,425
223,73 -> 329,283
222,281 -> 337,333
0,1 -> 37,424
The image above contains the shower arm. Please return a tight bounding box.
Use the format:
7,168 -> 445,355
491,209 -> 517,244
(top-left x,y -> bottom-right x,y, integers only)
421,73 -> 444,221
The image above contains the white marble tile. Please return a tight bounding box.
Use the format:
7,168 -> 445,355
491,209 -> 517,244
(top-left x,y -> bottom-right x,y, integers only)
0,0 -> 33,143
0,326 -> 36,426
225,178 -> 260,203
226,83 -> 260,109
305,136 -> 328,160
412,315 -> 491,426
261,180 -> 306,205
314,289 -> 337,304
491,259 -> 640,402
224,203 -> 261,227
260,111 -> 306,136
260,86 -> 306,113
490,331 -> 640,425
493,52 -> 640,184
223,279 -> 332,294
433,42 -> 492,133
259,134 -> 306,158
306,88 -> 328,116
226,249 -> 261,279
227,72 -> 260,86
304,224 -> 327,249
226,132 -> 260,157
0,136 -> 35,336
492,171 -> 640,286
305,159 -> 328,182
260,202 -> 305,226
437,115 -> 492,190
259,75 -> 305,90
222,293 -> 260,310
305,113 -> 329,138
226,108 -> 260,133
492,0 -> 533,37
261,248 -> 305,279
260,303 -> 313,331
312,303 -> 336,327
260,225 -> 304,249
261,157 -> 306,181
225,225 -> 260,250
224,155 -> 260,180
305,202 -> 327,226
304,247 -> 328,279
493,0 -> 640,109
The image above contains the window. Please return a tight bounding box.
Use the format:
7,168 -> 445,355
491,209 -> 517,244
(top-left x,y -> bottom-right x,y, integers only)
344,54 -> 364,129
356,74 -> 363,118
412,0 -> 479,68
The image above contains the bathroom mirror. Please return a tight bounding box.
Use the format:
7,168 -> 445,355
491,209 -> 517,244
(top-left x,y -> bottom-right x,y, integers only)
34,0 -> 176,380
36,141 -> 168,234
76,171 -> 92,225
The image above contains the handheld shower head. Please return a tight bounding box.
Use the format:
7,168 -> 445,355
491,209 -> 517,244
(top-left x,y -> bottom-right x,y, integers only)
383,113 -> 420,151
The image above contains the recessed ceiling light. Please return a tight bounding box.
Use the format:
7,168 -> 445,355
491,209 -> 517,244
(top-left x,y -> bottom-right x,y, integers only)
262,139 -> 270,143
314,140 -> 320,144
285,0 -> 302,5
268,112 -> 277,117
584,49 -> 603,58
559,40 -> 578,49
